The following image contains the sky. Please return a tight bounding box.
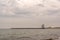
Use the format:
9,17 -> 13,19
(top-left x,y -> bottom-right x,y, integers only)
0,0 -> 60,28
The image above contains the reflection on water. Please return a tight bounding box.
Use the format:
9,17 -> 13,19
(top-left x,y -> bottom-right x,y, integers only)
0,29 -> 60,40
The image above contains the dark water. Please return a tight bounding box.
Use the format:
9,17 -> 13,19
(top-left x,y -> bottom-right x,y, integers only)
0,29 -> 60,40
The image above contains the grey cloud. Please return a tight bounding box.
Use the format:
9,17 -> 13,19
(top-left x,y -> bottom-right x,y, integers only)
0,0 -> 17,16
36,4 -> 45,7
58,0 -> 60,1
0,0 -> 60,18
0,0 -> 60,27
46,9 -> 60,15
0,0 -> 35,17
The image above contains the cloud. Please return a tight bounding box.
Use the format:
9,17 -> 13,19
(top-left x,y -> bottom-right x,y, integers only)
57,0 -> 60,1
0,0 -> 60,28
0,0 -> 60,17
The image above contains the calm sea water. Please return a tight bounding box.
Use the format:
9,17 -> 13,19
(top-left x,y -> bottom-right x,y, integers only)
0,29 -> 60,40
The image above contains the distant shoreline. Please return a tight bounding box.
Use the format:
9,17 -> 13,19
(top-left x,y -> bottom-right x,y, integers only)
11,28 -> 43,29
11,28 -> 60,29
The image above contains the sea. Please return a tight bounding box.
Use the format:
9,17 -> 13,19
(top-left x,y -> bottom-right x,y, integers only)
0,29 -> 60,40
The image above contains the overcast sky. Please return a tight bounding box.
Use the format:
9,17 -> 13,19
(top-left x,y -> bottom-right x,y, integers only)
0,0 -> 60,28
